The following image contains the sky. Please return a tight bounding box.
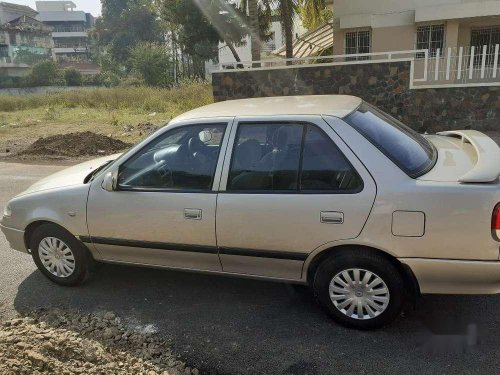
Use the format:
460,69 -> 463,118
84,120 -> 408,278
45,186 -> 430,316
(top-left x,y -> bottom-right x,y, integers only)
11,0 -> 102,16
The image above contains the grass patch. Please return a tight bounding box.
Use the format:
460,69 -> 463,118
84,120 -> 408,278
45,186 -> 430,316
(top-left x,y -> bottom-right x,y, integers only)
0,82 -> 213,113
0,83 -> 214,152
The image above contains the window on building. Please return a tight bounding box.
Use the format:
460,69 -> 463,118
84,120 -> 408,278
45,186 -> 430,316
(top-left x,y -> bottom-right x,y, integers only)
0,45 -> 9,58
471,27 -> 500,66
345,30 -> 371,60
8,32 -> 17,46
416,24 -> 445,57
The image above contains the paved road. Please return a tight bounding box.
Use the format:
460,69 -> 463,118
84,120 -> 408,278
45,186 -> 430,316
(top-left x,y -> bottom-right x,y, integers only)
1,160 -> 500,375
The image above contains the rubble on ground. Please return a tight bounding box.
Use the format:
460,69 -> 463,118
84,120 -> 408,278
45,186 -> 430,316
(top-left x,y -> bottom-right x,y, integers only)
20,132 -> 132,158
0,309 -> 198,375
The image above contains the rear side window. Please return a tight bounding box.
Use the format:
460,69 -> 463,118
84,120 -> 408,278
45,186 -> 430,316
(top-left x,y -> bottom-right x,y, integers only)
228,123 -> 303,191
301,126 -> 363,191
227,122 -> 363,193
344,103 -> 436,177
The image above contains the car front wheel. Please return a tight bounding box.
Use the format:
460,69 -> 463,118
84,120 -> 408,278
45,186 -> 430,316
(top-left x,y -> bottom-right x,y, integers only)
313,249 -> 405,329
30,223 -> 91,286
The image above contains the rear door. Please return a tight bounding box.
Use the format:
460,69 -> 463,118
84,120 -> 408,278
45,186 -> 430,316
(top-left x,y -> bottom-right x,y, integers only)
215,115 -> 377,280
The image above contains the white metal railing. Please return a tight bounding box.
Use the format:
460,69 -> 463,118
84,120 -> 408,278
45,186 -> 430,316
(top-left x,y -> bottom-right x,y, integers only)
213,46 -> 500,89
215,50 -> 427,71
414,45 -> 500,88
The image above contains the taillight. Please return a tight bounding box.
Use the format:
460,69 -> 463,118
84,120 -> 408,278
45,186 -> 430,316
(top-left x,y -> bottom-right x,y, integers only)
493,204 -> 500,229
493,204 -> 500,240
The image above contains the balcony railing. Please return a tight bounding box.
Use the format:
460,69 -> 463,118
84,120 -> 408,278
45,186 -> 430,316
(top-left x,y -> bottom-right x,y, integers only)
54,43 -> 88,49
52,25 -> 86,33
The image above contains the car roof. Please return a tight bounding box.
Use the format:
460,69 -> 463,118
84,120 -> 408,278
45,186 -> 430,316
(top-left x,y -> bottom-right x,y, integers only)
171,95 -> 362,122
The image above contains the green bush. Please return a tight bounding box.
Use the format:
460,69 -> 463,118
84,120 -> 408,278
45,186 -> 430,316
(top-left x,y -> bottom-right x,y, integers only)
64,68 -> 83,86
130,42 -> 173,87
26,61 -> 59,86
92,72 -> 121,88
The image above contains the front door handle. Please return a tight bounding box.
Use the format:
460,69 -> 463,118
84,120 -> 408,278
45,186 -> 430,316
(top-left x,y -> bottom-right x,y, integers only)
320,211 -> 344,224
184,208 -> 202,220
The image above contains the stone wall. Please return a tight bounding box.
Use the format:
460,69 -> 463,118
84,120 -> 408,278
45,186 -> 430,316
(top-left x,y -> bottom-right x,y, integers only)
212,61 -> 500,132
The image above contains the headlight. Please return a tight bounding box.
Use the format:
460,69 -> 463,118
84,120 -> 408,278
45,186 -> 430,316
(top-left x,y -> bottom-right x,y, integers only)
3,205 -> 12,217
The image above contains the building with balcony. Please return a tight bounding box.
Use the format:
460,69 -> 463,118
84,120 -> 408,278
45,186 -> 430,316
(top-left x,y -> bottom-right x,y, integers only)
332,0 -> 500,57
0,2 -> 54,78
36,1 -> 94,63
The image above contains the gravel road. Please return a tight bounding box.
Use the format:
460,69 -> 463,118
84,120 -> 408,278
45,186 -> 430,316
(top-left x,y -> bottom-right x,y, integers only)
1,132 -> 500,375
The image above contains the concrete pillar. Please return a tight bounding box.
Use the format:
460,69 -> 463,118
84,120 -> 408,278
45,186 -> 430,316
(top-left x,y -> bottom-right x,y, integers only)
446,20 -> 460,49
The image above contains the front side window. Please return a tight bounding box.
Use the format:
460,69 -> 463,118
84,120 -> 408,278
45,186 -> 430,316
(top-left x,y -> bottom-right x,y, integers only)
344,103 -> 436,177
416,24 -> 445,57
227,122 -> 362,193
118,123 -> 226,191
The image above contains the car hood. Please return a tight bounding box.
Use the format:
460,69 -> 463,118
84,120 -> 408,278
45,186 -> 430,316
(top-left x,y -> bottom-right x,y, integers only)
17,153 -> 122,197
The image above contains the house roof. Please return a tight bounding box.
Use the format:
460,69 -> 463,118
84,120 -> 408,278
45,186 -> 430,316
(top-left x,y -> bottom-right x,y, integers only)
172,95 -> 362,122
274,22 -> 334,58
1,15 -> 52,32
0,2 -> 37,15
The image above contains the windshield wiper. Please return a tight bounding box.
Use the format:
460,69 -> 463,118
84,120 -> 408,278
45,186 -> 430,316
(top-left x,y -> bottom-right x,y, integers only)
84,160 -> 113,184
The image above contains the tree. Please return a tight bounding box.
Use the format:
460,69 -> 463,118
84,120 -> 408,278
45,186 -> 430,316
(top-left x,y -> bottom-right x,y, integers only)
241,0 -> 326,61
27,61 -> 59,86
159,0 -> 247,76
238,0 -> 273,66
95,0 -> 162,68
280,0 -> 294,61
64,68 -> 83,86
130,42 -> 173,87
298,0 -> 332,30
248,0 -> 261,64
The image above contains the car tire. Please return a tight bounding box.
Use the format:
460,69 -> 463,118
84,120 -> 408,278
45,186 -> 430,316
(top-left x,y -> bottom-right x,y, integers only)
30,223 -> 91,286
313,249 -> 405,330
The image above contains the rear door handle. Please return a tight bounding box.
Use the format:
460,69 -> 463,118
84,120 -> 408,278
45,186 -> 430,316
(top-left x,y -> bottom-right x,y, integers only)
320,211 -> 344,224
184,208 -> 202,220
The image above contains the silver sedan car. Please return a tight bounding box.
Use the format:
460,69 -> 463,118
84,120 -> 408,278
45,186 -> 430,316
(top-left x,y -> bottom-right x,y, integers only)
2,95 -> 500,329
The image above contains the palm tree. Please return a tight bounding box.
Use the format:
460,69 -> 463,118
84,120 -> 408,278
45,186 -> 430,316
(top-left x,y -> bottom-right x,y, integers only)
298,0 -> 332,30
280,0 -> 295,61
241,0 -> 327,62
248,0 -> 262,65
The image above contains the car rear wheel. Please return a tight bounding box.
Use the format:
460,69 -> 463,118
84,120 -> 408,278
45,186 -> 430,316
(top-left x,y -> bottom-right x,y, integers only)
313,250 -> 405,329
30,223 -> 91,286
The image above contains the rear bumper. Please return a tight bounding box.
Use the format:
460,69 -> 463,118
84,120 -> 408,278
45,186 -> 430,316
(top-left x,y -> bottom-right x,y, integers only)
401,258 -> 500,294
0,223 -> 27,253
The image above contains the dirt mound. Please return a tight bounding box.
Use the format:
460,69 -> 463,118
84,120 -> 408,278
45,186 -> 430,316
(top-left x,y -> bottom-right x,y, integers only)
0,309 -> 198,375
21,132 -> 132,157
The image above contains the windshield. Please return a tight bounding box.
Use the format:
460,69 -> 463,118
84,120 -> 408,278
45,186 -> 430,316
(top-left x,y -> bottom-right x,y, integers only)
344,102 -> 437,177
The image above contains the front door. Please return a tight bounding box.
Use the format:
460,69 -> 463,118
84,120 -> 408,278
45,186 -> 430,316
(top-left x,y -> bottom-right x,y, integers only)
215,116 -> 376,280
86,120 -> 230,271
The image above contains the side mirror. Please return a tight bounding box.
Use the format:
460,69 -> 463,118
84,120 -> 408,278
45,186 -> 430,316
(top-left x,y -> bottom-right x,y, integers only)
102,171 -> 117,192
